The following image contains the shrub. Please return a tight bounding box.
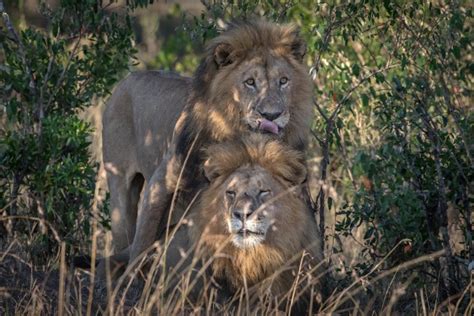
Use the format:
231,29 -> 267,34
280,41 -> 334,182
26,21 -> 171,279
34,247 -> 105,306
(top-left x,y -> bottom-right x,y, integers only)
0,0 -> 142,261
176,0 -> 472,310
0,0 -> 470,312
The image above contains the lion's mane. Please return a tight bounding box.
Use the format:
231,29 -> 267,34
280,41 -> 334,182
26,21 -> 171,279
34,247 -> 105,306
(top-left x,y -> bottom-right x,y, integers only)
176,20 -> 313,159
190,135 -> 322,294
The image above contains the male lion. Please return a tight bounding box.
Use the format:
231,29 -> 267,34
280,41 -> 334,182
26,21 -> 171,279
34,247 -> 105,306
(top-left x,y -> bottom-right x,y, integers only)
172,135 -> 323,311
102,20 -> 314,265
103,135 -> 323,311
190,135 -> 324,300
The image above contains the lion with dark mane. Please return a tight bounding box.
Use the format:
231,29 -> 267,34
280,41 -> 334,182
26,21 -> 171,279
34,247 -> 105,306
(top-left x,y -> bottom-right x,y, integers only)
96,136 -> 323,311
105,135 -> 323,310
102,20 -> 314,265
192,135 -> 323,297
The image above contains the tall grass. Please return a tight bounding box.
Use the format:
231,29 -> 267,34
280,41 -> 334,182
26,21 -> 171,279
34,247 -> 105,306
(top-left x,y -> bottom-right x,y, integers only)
1,215 -> 471,315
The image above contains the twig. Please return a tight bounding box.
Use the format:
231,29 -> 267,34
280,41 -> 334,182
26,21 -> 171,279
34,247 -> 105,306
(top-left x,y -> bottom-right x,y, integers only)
327,248 -> 445,312
329,64 -> 398,123
313,97 -> 329,123
7,172 -> 22,233
311,10 -> 361,78
86,165 -> 105,316
34,195 -> 48,235
310,129 -> 324,145
58,242 -> 66,316
44,28 -> 83,113
314,62 -> 398,254
311,20 -> 333,78
36,53 -> 56,133
0,215 -> 61,242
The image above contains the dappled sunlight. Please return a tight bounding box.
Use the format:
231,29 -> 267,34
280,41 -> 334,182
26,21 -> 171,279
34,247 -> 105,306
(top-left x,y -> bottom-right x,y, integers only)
111,207 -> 122,223
208,109 -> 234,137
104,162 -> 120,176
232,87 -> 240,103
144,129 -> 153,146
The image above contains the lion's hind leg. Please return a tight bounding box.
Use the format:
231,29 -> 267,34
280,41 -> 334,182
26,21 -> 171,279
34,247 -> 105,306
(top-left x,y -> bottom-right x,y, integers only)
108,171 -> 145,253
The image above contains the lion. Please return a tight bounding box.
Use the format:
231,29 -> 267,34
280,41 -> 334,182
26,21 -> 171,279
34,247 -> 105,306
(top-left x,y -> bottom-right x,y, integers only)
191,135 -> 324,300
102,20 -> 314,265
98,135 -> 323,311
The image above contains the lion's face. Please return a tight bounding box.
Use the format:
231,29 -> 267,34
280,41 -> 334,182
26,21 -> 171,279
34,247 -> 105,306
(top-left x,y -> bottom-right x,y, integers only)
232,55 -> 296,136
220,165 -> 286,249
199,135 -> 309,250
196,21 -> 313,145
192,135 -> 321,292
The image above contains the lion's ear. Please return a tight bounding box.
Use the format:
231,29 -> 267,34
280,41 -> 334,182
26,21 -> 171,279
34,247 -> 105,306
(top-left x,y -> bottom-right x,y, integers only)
290,162 -> 307,187
214,43 -> 234,67
290,30 -> 306,63
281,159 -> 307,187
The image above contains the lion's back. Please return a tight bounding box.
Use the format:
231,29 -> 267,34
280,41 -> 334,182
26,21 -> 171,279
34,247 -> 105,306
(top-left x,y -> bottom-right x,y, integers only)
102,71 -> 192,179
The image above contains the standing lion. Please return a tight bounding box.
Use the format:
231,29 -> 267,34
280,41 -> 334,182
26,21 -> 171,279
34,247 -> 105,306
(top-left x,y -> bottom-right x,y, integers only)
102,20 -> 314,265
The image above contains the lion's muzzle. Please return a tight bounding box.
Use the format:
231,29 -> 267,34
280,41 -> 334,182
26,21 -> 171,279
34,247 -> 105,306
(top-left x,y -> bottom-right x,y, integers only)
258,118 -> 280,134
228,198 -> 270,248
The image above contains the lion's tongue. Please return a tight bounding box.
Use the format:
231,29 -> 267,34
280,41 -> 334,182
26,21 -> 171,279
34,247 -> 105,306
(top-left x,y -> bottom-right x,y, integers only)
258,119 -> 279,134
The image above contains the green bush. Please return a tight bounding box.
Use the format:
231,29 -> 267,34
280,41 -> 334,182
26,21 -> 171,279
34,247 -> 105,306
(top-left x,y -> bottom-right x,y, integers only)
0,0 -> 142,261
0,0 -> 470,311
1,115 -> 95,255
167,0 -> 472,308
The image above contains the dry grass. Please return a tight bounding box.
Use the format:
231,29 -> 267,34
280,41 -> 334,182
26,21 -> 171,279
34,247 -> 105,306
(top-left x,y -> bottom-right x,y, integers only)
1,113 -> 470,314
0,215 -> 471,315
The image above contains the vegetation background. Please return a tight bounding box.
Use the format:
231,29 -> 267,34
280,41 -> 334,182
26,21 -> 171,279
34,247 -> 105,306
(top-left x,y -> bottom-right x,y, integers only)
0,0 -> 472,314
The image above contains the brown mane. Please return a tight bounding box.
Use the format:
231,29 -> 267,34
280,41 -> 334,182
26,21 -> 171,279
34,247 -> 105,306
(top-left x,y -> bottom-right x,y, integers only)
202,134 -> 307,187
103,20 -> 316,273
191,135 -> 322,293
176,20 -> 313,155
195,20 -> 308,91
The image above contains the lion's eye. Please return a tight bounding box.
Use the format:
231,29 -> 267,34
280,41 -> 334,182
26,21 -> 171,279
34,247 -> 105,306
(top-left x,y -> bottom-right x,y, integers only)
226,190 -> 236,200
279,77 -> 288,85
244,78 -> 255,87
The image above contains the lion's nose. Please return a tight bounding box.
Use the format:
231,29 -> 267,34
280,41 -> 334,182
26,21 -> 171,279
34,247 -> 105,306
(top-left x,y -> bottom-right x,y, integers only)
259,110 -> 282,121
232,208 -> 254,221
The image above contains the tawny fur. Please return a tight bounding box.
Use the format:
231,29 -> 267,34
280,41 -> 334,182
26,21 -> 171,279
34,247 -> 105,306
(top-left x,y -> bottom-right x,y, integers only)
191,135 -> 323,294
188,20 -> 313,147
96,136 -> 324,309
102,20 -> 314,266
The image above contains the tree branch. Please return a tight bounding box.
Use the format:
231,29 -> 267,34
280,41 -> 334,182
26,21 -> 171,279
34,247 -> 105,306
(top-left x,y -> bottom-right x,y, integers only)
313,97 -> 329,123
45,28 -> 83,113
417,95 -> 459,298
313,63 -> 398,253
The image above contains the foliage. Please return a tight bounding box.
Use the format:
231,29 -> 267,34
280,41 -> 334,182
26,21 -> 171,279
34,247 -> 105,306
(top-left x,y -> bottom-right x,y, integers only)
0,0 -> 471,312
149,4 -> 201,74
0,0 -> 137,261
153,0 -> 472,310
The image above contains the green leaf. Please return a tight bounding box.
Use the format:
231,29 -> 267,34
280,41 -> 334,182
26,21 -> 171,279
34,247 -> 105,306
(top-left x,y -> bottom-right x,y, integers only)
361,93 -> 369,108
352,63 -> 361,77
375,72 -> 385,83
